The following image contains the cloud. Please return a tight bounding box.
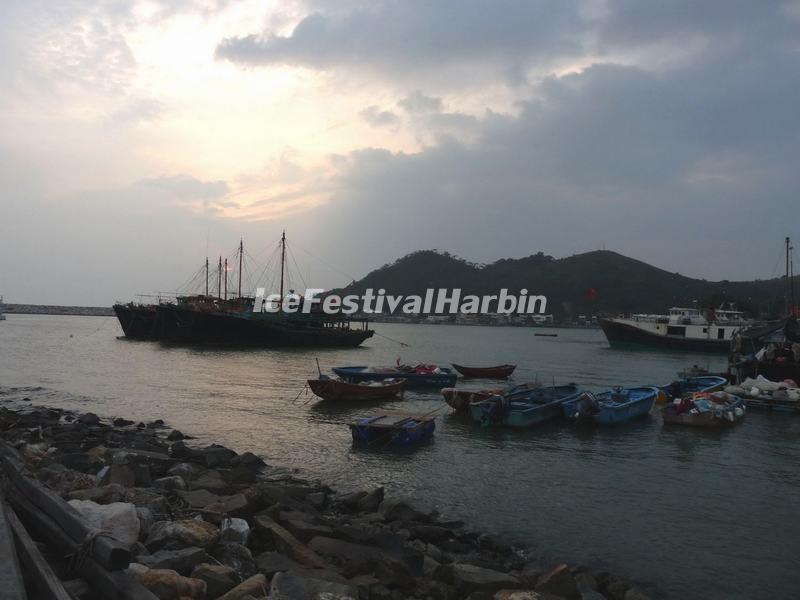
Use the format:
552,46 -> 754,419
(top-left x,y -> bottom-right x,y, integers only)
398,91 -> 443,113
215,1 -> 586,78
359,105 -> 400,127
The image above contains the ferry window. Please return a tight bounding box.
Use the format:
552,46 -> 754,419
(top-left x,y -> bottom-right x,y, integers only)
718,329 -> 725,339
667,326 -> 686,336
703,328 -> 707,333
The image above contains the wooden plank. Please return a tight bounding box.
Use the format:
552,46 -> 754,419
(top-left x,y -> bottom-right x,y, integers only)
5,486 -> 158,600
6,507 -> 71,600
0,443 -> 131,571
0,490 -> 27,600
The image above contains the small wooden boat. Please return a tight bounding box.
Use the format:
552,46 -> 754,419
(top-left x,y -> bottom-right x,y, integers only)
307,376 -> 405,402
470,384 -> 582,427
349,412 -> 436,447
658,376 -> 728,404
452,364 -> 516,378
333,365 -> 457,388
663,392 -> 745,427
562,386 -> 659,424
441,381 -> 541,412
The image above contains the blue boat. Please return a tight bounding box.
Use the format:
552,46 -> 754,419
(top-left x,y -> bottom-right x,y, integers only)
562,386 -> 659,424
470,384 -> 582,427
659,376 -> 728,404
333,365 -> 458,388
349,412 -> 436,447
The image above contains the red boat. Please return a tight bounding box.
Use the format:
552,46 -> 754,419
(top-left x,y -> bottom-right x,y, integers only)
308,376 -> 405,402
451,363 -> 517,378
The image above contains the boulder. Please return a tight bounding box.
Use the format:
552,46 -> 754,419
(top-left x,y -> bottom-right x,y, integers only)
213,542 -> 258,579
178,489 -> 221,508
216,573 -> 268,600
125,488 -> 169,514
253,515 -> 328,569
411,525 -> 452,543
624,589 -> 652,600
67,483 -> 126,504
134,567 -> 206,600
136,547 -> 210,574
254,551 -> 303,577
443,563 -> 522,596
166,429 -> 185,441
191,563 -> 240,598
283,519 -> 334,543
270,571 -> 358,600
307,492 -> 326,510
136,507 -> 155,541
59,452 -> 94,473
167,462 -> 203,479
190,469 -> 230,492
145,520 -> 220,551
380,500 -> 432,524
536,564 -> 578,599
231,451 -> 266,469
153,475 -> 187,492
68,500 -> 140,546
493,592 -> 543,600
221,517 -> 251,545
308,536 -> 411,585
357,487 -> 385,512
113,418 -> 135,427
77,412 -> 100,426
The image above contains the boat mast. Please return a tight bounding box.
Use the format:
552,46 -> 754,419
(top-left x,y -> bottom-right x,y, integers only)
790,237 -> 796,317
205,257 -> 209,297
238,239 -> 243,300
217,256 -> 222,299
279,230 -> 286,313
787,237 -> 792,316
224,258 -> 228,300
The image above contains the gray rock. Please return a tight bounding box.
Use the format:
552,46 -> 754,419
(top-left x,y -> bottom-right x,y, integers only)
68,483 -> 126,504
77,412 -> 100,426
624,589 -> 652,600
190,563 -> 240,598
269,571 -> 358,600
380,500 -> 432,523
357,487 -> 384,512
536,564 -> 578,599
284,519 -> 334,544
136,546 -> 210,574
254,551 -> 303,577
213,542 -> 258,579
443,563 -> 522,595
167,462 -> 203,479
307,492 -> 326,509
411,525 -> 452,543
136,507 -> 155,541
145,520 -> 220,551
190,469 -> 230,492
153,475 -> 187,491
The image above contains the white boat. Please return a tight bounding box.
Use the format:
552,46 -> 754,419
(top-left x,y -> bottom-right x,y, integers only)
0,296 -> 5,321
599,305 -> 749,353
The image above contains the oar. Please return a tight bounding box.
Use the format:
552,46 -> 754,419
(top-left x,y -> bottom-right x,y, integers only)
315,357 -> 322,377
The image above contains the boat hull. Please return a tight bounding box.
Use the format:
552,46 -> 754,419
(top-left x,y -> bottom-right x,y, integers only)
113,303 -> 159,340
308,378 -> 404,402
156,305 -> 373,347
470,384 -> 582,427
452,364 -> 516,378
600,317 -> 731,353
563,387 -> 659,424
662,407 -> 744,427
441,388 -> 501,412
349,416 -> 436,447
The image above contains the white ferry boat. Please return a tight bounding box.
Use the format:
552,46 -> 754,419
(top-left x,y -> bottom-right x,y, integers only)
599,305 -> 749,353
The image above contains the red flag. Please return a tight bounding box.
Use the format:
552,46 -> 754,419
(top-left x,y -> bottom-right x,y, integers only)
585,288 -> 598,300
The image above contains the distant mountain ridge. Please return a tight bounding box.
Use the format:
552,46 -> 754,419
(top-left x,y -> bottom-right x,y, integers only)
333,249 -> 794,318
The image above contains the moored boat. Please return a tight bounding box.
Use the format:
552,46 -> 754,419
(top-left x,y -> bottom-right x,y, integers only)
441,381 -> 540,412
662,391 -> 745,427
349,412 -> 436,447
658,376 -> 728,404
470,384 -> 581,427
333,365 -> 457,388
724,376 -> 800,413
562,386 -> 659,424
308,376 -> 405,402
452,363 -> 516,378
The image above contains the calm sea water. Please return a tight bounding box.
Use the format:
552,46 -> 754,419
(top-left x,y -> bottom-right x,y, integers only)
1,315 -> 798,599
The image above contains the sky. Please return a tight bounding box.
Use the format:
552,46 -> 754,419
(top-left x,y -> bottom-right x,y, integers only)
1,0 -> 799,305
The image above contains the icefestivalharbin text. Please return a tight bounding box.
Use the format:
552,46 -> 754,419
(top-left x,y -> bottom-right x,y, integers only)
252,288 -> 547,315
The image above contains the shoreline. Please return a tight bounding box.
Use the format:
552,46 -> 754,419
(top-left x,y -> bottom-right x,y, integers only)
0,400 -> 656,600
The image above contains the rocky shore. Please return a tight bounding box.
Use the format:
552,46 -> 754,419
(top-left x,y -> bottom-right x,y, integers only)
0,402 -> 655,600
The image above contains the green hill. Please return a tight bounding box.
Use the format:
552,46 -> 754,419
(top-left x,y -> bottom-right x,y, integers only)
333,249 -> 794,318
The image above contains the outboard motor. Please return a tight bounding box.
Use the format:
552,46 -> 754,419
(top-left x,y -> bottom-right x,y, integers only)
576,392 -> 600,420
481,394 -> 509,425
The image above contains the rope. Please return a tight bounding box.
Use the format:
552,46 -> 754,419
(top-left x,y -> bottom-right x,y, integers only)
373,331 -> 410,347
67,529 -> 114,573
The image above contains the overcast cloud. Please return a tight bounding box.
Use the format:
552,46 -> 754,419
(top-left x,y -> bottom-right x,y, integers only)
1,0 -> 799,304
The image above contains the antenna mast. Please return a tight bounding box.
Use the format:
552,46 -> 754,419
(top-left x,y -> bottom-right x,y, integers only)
279,231 -> 286,313
205,257 -> 209,297
217,256 -> 222,299
224,258 -> 228,300
238,239 -> 243,300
